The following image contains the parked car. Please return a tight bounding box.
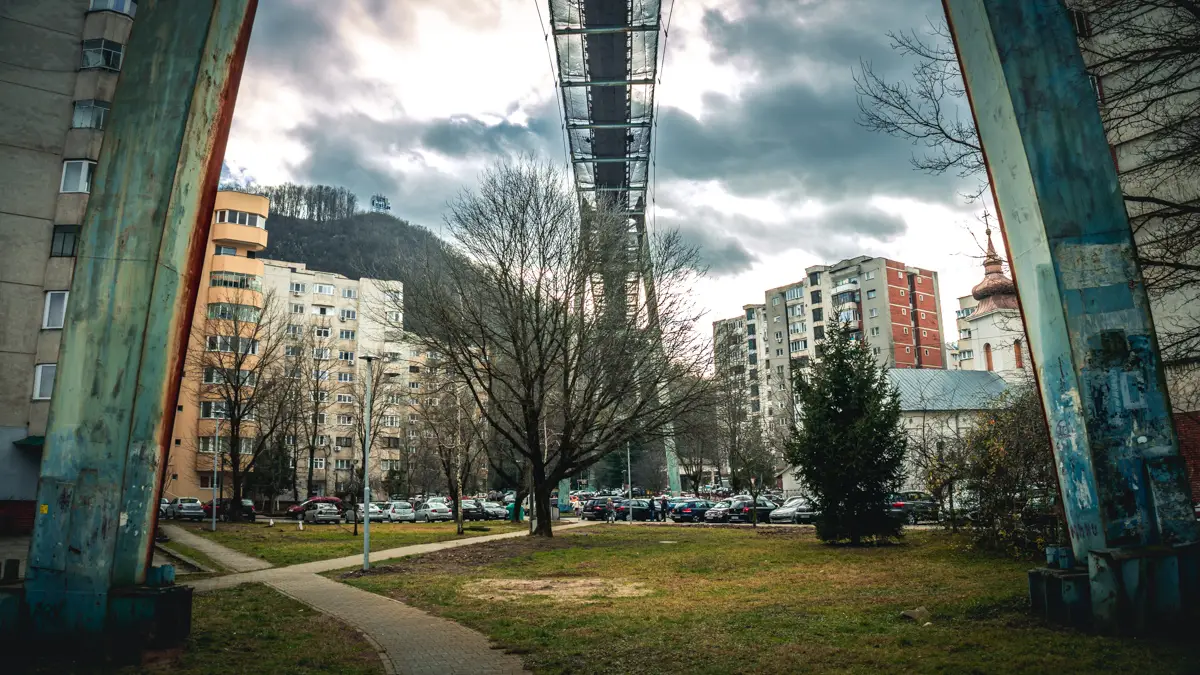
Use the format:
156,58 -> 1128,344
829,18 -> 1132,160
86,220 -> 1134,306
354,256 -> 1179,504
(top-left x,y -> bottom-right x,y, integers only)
614,499 -> 655,521
670,499 -> 714,523
769,497 -> 818,524
304,503 -> 343,524
727,497 -> 778,524
581,498 -> 617,521
287,496 -> 343,520
483,501 -> 508,520
459,499 -> 490,521
203,498 -> 256,522
158,498 -> 169,519
889,491 -> 940,524
167,497 -> 205,521
416,501 -> 453,522
704,500 -> 732,523
385,501 -> 416,522
347,503 -> 386,523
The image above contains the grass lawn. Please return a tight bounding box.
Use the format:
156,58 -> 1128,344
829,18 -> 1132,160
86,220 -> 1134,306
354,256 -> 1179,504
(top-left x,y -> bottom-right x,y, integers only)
192,520 -> 526,566
341,525 -> 1199,674
160,540 -> 228,573
27,583 -> 382,674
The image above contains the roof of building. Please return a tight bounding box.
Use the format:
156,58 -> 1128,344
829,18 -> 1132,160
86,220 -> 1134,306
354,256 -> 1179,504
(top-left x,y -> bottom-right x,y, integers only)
971,227 -> 1020,315
887,369 -> 1010,412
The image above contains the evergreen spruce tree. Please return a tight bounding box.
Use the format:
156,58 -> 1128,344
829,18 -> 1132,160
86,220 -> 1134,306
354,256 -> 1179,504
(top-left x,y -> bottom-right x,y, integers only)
786,322 -> 906,544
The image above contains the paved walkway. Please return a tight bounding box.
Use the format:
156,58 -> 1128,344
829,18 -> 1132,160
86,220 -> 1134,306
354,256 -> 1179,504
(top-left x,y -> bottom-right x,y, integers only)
187,521 -> 596,674
162,523 -> 273,573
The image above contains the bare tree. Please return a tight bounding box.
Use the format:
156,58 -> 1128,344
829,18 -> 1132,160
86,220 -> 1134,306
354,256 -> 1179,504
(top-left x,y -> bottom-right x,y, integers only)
712,320 -> 754,494
386,158 -> 711,536
854,4 -> 1200,393
407,353 -> 490,534
286,316 -> 349,499
187,290 -> 295,520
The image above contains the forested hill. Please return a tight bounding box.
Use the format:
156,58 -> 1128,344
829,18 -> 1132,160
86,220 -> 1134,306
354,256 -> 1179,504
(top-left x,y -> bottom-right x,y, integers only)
261,211 -> 453,332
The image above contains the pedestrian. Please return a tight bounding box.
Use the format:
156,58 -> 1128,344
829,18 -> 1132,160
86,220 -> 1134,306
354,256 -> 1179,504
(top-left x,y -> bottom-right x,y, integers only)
605,497 -> 615,524
660,495 -> 669,522
647,497 -> 656,523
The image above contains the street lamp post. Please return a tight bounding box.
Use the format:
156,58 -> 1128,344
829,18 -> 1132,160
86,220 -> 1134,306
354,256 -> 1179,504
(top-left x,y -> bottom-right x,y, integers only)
361,355 -> 376,572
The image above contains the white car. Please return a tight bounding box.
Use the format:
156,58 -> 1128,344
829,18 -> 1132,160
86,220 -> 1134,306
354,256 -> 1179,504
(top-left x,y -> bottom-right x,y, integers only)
348,503 -> 386,523
386,501 -> 416,522
416,501 -> 453,522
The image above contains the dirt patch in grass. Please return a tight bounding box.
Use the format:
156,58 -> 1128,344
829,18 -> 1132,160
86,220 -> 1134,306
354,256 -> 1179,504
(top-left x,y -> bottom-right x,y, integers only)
462,577 -> 651,602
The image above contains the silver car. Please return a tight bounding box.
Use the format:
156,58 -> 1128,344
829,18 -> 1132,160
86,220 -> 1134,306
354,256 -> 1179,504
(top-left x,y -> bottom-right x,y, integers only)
416,501 -> 453,522
386,501 -> 416,522
304,503 -> 343,524
168,497 -> 205,521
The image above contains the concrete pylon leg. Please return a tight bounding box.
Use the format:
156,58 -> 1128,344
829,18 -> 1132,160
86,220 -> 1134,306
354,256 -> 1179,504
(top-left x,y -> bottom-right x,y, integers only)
943,0 -> 1200,632
12,0 -> 258,646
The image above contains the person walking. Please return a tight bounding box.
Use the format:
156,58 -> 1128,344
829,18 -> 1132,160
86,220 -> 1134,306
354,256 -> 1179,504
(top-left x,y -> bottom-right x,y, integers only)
605,497 -> 615,524
660,495 -> 669,522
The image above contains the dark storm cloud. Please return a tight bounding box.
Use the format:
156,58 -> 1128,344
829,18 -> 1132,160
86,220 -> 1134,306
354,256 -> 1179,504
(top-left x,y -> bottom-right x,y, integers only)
672,223 -> 760,276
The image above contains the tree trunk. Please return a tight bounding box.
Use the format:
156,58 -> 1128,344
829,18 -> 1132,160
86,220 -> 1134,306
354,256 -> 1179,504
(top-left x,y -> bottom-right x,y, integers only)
510,484 -> 528,523
306,447 -> 316,498
229,430 -> 243,523
533,480 -> 553,537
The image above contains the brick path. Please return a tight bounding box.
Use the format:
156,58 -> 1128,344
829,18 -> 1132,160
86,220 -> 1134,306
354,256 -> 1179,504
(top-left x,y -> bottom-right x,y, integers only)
162,523 -> 273,573
186,521 -> 596,674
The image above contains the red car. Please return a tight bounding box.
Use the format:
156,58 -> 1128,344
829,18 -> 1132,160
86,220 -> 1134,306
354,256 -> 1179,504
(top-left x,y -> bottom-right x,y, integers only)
286,496 -> 343,520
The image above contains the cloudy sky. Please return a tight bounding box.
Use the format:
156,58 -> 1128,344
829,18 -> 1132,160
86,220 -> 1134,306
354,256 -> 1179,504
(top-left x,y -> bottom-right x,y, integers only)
224,0 -> 993,333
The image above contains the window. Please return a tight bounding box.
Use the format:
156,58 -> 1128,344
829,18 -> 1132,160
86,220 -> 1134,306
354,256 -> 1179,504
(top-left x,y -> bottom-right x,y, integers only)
773,316 -> 782,323
340,309 -> 357,321
408,413 -> 418,422
316,413 -> 328,425
408,381 -> 421,389
984,343 -> 994,371
311,391 -> 328,403
810,290 -> 822,304
905,346 -> 912,353
408,429 -> 418,438
751,400 -> 761,413
286,324 -> 301,338
313,370 -> 329,381
869,308 -> 879,318
60,160 -> 95,193
1015,340 -> 1024,369
336,414 -> 353,426
924,349 -> 930,356
312,305 -> 332,316
314,326 -> 330,338
290,282 -> 306,294
335,459 -> 352,469
788,321 -> 805,334
211,271 -> 261,291
72,100 -> 110,130
865,271 -> 875,280
312,457 -> 326,469
338,372 -> 354,383
747,339 -> 757,352
808,272 -> 821,285
337,394 -> 354,403
315,284 -> 335,295
43,291 -> 68,329
960,349 -> 974,360
813,326 -> 825,340
1070,9 -> 1092,37
774,331 -> 783,341
789,339 -> 807,352
866,289 -> 877,299
207,303 -> 260,322
870,327 -> 881,337
338,351 -> 355,363
897,270 -> 903,279
199,475 -> 213,489
342,288 -> 357,299
749,384 -> 760,397
291,303 -> 304,314
81,39 -> 123,70
920,311 -> 926,319
772,297 -> 780,306
899,289 -> 906,297
214,210 -> 264,228
1089,74 -> 1104,105
89,0 -> 137,16
917,277 -> 923,284
214,245 -> 237,256
33,364 -> 56,400
408,365 -> 421,373
386,310 -> 401,323
383,437 -> 401,449
903,327 -> 910,335
746,323 -> 756,336
204,368 -> 255,386
206,335 -> 258,354
901,308 -> 908,315
339,329 -> 355,340
200,401 -> 227,419
313,348 -> 331,360
745,308 -> 756,321
812,308 -> 823,322
785,286 -> 804,301
51,225 -> 78,257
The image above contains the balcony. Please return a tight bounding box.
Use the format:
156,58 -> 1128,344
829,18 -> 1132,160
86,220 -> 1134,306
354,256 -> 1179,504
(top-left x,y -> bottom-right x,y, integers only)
831,279 -> 859,295
212,221 -> 268,252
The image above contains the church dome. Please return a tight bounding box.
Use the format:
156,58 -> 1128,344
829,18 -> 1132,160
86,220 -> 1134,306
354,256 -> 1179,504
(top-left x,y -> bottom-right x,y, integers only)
971,228 -> 1019,313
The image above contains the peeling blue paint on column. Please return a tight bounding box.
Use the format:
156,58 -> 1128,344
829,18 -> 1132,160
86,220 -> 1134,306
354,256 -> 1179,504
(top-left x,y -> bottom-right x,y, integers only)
942,0 -> 1199,563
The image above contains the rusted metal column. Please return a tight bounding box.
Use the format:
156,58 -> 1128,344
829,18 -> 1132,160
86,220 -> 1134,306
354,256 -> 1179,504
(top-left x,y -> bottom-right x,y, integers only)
23,0 -> 257,637
943,0 -> 1199,632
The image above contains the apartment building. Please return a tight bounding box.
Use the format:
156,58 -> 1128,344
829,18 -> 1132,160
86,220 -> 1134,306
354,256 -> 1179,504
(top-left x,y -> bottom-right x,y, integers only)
0,0 -> 137,531
164,192 -> 408,503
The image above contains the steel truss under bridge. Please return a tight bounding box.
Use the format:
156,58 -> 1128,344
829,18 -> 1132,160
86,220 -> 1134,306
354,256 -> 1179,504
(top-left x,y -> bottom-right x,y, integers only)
547,0 -> 681,494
